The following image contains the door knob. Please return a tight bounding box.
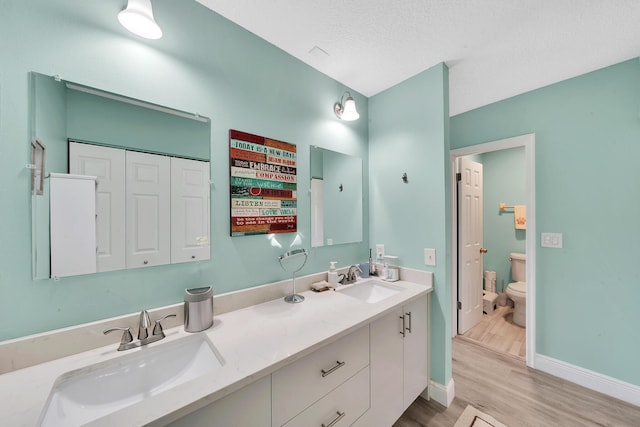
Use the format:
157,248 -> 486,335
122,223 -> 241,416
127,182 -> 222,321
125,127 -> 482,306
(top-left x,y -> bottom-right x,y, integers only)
480,248 -> 488,254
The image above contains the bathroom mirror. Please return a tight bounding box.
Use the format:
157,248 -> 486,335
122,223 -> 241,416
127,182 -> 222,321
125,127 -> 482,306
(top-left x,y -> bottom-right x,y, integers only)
310,147 -> 363,247
30,72 -> 211,279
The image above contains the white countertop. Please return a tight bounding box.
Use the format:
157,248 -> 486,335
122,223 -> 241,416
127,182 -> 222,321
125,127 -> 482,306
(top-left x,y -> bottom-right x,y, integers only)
0,277 -> 432,426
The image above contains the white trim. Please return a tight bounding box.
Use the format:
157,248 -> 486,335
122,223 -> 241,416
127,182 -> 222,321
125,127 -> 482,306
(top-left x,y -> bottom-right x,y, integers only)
427,378 -> 455,407
535,354 -> 640,407
450,133 -> 536,368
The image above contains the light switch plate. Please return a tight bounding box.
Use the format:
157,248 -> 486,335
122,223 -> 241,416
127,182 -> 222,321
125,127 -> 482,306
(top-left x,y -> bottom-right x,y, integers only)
424,248 -> 436,266
376,244 -> 385,260
541,232 -> 563,248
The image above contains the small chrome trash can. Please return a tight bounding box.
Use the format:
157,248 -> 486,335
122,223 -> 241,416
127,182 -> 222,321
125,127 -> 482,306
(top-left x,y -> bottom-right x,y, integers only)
184,286 -> 213,332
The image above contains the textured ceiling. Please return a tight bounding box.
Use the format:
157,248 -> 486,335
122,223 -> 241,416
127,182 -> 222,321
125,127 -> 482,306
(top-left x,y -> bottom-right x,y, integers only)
197,0 -> 640,115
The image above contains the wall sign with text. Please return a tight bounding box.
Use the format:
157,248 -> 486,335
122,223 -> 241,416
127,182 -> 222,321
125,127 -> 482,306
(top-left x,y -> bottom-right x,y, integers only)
229,129 -> 297,236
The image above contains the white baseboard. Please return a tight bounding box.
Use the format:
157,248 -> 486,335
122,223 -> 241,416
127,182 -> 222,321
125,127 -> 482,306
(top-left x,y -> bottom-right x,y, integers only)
426,378 -> 455,407
535,353 -> 640,407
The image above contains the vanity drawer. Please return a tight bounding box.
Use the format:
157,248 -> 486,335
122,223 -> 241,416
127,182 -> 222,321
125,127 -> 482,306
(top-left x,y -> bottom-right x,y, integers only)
282,366 -> 369,427
272,325 -> 369,426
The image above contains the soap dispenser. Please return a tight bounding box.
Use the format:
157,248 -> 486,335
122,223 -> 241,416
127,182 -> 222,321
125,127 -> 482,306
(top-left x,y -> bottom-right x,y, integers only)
328,261 -> 338,288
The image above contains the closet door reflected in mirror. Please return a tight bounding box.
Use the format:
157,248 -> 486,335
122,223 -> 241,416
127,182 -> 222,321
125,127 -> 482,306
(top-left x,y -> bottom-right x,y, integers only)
69,142 -> 210,273
69,143 -> 126,272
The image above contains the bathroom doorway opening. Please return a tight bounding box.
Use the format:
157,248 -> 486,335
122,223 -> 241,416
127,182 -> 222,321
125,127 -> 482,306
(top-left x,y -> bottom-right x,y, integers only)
450,134 -> 536,368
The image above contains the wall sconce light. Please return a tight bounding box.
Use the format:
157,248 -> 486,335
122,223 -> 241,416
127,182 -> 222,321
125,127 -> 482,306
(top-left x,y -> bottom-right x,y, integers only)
118,0 -> 163,40
334,91 -> 360,121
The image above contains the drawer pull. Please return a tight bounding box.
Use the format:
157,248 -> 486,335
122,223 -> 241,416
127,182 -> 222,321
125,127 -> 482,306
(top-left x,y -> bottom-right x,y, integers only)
321,360 -> 345,377
400,315 -> 406,337
405,311 -> 412,333
321,410 -> 346,427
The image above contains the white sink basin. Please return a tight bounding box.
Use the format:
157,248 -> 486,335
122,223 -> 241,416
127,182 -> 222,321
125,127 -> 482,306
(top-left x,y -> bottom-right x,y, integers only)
39,334 -> 224,426
338,279 -> 404,303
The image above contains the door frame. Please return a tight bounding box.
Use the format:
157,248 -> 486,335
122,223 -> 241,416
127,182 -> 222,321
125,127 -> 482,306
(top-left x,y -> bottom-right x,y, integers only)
450,133 -> 536,367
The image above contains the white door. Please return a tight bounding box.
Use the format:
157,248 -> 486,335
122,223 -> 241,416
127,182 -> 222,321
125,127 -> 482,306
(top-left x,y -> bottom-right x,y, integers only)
170,157 -> 210,263
69,142 -> 126,272
126,151 -> 170,268
458,157 -> 484,334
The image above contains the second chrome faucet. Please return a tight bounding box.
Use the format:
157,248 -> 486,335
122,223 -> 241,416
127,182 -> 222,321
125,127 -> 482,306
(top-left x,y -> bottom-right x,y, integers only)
104,310 -> 176,351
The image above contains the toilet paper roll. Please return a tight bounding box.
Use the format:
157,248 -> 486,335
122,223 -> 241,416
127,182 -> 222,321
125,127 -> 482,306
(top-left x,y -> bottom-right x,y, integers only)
484,270 -> 497,293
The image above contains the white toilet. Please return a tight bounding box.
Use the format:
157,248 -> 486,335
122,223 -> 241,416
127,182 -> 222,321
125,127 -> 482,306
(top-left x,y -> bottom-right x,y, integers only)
506,252 -> 526,327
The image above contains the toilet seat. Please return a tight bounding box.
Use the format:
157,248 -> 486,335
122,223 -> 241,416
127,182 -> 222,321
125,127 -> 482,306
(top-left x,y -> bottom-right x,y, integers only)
507,281 -> 526,296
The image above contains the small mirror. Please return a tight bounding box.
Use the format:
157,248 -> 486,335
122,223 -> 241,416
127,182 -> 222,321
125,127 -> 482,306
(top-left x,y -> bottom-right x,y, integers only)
310,147 -> 363,247
30,72 -> 211,279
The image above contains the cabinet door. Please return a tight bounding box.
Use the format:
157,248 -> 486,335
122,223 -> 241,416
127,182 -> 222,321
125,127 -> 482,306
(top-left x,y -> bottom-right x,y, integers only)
69,142 -> 126,272
403,294 -> 430,409
170,157 -> 210,263
364,307 -> 404,427
49,174 -> 97,277
126,151 -> 170,268
167,375 -> 271,427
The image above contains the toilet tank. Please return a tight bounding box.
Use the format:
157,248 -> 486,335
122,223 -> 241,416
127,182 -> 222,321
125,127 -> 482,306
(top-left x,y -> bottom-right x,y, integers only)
510,252 -> 526,282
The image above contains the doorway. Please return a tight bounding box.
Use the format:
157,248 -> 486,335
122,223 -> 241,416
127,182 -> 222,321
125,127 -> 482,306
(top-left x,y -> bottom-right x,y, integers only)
450,134 -> 536,367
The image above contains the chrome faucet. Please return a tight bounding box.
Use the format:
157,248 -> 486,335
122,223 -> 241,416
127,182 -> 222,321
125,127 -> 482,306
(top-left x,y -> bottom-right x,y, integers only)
340,265 -> 362,285
104,310 -> 176,351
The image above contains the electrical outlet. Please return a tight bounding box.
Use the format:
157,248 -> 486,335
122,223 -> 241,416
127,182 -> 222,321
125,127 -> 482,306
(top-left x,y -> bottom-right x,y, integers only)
541,232 -> 563,248
376,244 -> 385,260
424,248 -> 436,266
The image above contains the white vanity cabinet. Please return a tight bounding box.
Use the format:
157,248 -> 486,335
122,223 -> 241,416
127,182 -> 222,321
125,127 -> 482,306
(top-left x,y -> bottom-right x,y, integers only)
49,173 -> 98,278
166,375 -> 271,427
271,325 -> 370,426
282,367 -> 369,427
356,294 -> 430,427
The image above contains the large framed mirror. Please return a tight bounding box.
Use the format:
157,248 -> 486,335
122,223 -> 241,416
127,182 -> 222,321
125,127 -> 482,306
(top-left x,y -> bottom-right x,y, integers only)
30,72 -> 211,279
310,146 -> 363,247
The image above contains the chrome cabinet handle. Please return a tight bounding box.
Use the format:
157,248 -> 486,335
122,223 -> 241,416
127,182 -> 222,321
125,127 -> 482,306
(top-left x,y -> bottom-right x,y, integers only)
321,360 -> 345,377
400,314 -> 406,337
405,311 -> 412,333
321,411 -> 345,427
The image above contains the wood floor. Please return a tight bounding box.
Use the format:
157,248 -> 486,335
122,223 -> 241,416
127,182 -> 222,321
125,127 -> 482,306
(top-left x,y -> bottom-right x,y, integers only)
394,338 -> 640,427
460,305 -> 526,359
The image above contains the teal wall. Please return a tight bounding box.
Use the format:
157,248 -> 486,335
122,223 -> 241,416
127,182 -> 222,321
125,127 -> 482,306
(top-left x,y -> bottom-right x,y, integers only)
477,148 -> 526,293
67,86 -> 211,160
369,64 -> 452,385
0,0 -> 370,341
451,59 -> 640,386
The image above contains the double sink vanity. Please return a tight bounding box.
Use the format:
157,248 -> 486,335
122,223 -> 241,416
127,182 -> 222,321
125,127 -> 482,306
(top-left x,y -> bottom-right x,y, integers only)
0,272 -> 432,426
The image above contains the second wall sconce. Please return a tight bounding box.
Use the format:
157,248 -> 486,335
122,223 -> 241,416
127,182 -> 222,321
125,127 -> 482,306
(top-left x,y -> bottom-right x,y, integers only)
118,0 -> 163,40
334,91 -> 360,121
